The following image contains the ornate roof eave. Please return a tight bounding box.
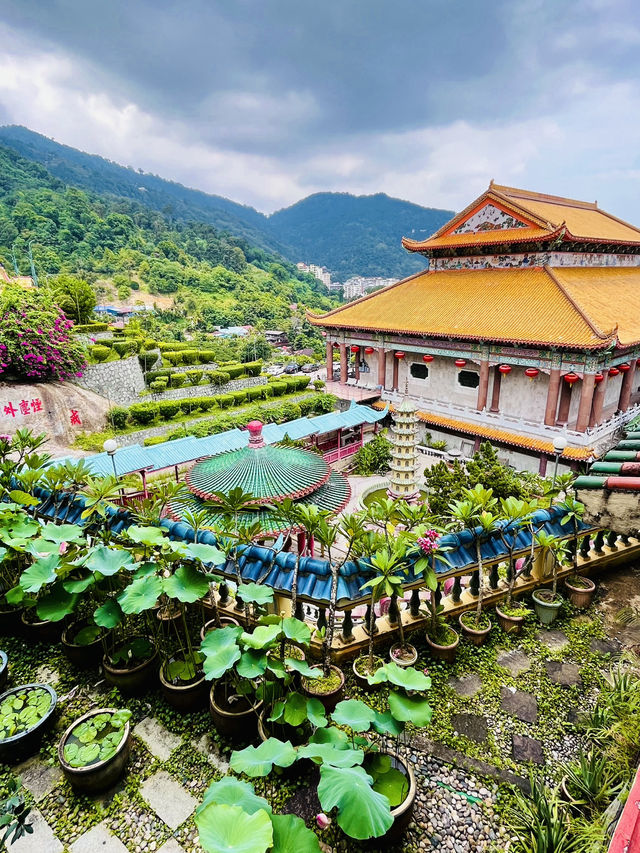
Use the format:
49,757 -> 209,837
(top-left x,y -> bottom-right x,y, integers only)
402,224 -> 566,254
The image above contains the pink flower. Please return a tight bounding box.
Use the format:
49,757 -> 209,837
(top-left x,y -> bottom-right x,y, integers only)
59,542 -> 68,555
316,813 -> 331,830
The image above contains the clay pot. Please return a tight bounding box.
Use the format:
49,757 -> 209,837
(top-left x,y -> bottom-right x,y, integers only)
159,654 -> 208,713
389,643 -> 418,667
532,591 -> 562,626
58,708 -> 131,794
458,613 -> 492,646
61,620 -> 108,668
495,606 -> 525,635
363,752 -> 417,847
209,682 -> 262,740
102,638 -> 159,695
0,683 -> 57,762
300,665 -> 345,713
352,656 -> 384,691
425,628 -> 459,664
20,611 -> 61,644
199,616 -> 241,642
564,576 -> 596,610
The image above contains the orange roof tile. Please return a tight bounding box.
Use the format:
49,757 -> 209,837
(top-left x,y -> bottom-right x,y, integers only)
309,266 -> 616,348
404,183 -> 640,252
371,401 -> 594,460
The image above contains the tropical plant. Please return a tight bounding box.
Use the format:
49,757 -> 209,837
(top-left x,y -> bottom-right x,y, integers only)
559,749 -> 622,812
558,495 -> 586,580
0,777 -> 32,847
498,497 -> 537,613
534,531 -> 568,601
360,544 -> 409,670
505,773 -> 577,853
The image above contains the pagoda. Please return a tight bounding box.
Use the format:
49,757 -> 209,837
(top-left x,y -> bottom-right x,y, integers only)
167,420 -> 351,536
309,182 -> 640,473
387,394 -> 420,502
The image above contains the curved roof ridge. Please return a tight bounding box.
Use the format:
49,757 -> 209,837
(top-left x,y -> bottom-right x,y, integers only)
544,265 -> 617,342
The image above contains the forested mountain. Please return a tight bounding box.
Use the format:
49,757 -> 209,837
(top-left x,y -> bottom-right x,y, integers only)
0,143 -> 334,344
0,125 -> 454,279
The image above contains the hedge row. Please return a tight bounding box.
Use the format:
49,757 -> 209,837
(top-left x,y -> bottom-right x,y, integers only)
108,376 -> 310,428
72,322 -> 110,334
145,361 -> 261,386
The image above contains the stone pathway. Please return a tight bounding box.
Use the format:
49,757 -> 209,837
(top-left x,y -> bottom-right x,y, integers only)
10,808 -> 63,852
590,637 -> 620,657
140,771 -> 198,831
448,673 -> 483,698
14,756 -> 63,801
512,734 -> 544,765
496,649 -> 531,676
537,629 -> 569,651
71,822 -> 130,853
500,687 -> 537,724
451,713 -> 488,743
134,717 -> 182,761
545,661 -> 582,687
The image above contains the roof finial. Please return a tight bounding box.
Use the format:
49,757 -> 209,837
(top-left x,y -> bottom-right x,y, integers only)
247,420 -> 266,449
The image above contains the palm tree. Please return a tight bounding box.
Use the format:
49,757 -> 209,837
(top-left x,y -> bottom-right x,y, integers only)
204,487 -> 263,587
534,530 -> 568,600
558,495 -> 585,578
360,543 -> 408,672
499,497 -> 536,610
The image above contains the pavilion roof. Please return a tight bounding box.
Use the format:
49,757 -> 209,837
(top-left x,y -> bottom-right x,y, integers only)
309,265 -> 640,349
402,183 -> 640,254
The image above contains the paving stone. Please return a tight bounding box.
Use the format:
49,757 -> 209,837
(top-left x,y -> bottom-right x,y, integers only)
512,734 -> 545,765
14,756 -> 63,801
537,629 -> 569,651
140,770 -> 197,830
451,713 -> 488,743
192,734 -> 229,773
71,821 -> 129,853
496,649 -> 531,676
448,673 -> 483,698
134,716 -> 182,761
159,840 -> 188,853
35,664 -> 60,685
545,660 -> 582,687
500,687 -> 538,723
590,638 -> 621,657
10,808 -> 63,852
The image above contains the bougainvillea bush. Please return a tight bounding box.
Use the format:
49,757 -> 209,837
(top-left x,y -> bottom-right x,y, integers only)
0,285 -> 86,381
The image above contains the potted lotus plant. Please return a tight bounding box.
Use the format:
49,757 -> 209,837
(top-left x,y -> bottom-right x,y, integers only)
413,528 -> 457,661
58,708 -> 132,793
0,683 -> 57,761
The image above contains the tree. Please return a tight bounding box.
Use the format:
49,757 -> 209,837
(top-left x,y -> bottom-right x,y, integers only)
51,273 -> 96,324
240,336 -> 272,363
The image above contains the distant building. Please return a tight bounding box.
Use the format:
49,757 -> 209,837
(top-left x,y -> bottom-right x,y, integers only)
214,325 -> 252,338
343,276 -> 398,300
264,330 -> 289,346
0,265 -> 33,287
94,305 -> 154,326
297,262 -> 332,288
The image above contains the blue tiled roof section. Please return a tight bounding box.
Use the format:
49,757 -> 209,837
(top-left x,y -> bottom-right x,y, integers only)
30,490 -> 588,608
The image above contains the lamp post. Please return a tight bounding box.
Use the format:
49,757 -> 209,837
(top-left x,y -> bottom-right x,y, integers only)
551,435 -> 568,488
103,438 -> 118,480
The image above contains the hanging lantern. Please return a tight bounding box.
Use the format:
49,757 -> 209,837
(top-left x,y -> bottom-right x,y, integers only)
525,367 -> 539,380
321,331 -> 327,337
364,346 -> 375,354
498,364 -> 512,375
422,354 -> 434,363
609,367 -> 620,377
619,363 -> 631,372
395,351 -> 405,359
332,342 -> 340,349
454,359 -> 466,368
564,372 -> 579,385
350,345 -> 360,353
594,372 -> 604,384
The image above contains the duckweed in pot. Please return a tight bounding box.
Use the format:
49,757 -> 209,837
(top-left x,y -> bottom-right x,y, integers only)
63,710 -> 131,768
0,686 -> 52,739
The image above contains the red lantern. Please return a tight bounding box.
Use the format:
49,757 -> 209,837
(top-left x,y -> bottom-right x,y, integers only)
395,351 -> 405,359
619,363 -> 631,372
454,359 -> 466,368
364,346 -> 375,354
564,372 -> 579,385
594,372 -> 604,384
498,364 -> 512,375
609,367 -> 620,377
422,354 -> 434,363
525,367 -> 539,379
350,345 -> 359,353
332,342 -> 340,349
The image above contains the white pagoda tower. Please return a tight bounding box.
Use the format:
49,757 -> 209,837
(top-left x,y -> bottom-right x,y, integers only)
387,394 -> 420,502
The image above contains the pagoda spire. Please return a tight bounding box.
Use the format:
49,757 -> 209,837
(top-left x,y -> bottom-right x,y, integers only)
387,381 -> 420,503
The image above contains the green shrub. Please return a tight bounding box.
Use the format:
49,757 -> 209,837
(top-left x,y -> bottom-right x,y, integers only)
225,364 -> 245,380
89,344 -> 111,363
113,340 -> 136,359
158,400 -> 180,419
143,436 -> 167,447
353,431 -> 392,475
165,351 -> 183,366
143,339 -> 157,350
262,385 -> 274,398
199,350 -> 216,364
243,361 -> 263,377
279,402 -> 302,421
177,399 -> 195,415
313,379 -> 325,390
170,373 -> 186,388
146,368 -> 172,384
158,341 -> 193,352
313,393 -> 337,413
186,370 -> 203,386
138,350 -> 158,371
208,370 -> 230,386
128,403 -> 157,426
270,381 -> 287,397
245,386 -> 263,401
180,351 -> 199,366
108,406 -> 128,429
150,380 -> 168,393
216,394 -> 235,410
298,397 -> 316,415
72,322 -> 110,334
199,398 -> 216,412
231,390 -> 247,405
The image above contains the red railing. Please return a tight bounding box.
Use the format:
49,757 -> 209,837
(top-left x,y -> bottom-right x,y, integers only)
322,443 -> 361,464
608,766 -> 640,853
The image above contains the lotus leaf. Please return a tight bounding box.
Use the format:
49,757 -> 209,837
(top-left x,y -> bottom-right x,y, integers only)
369,762 -> 408,807
241,624 -> 281,650
282,617 -> 311,645
39,523 -> 85,544
297,743 -> 364,768
230,738 -> 297,777
270,813 -> 321,853
201,626 -> 242,680
372,709 -> 405,737
317,764 -> 394,839
118,574 -> 163,614
163,564 -> 210,603
199,776 -> 271,815
125,525 -> 167,547
236,650 -> 268,679
308,727 -> 349,748
388,690 -> 433,726
331,699 -> 377,732
306,698 -> 327,729
367,662 -> 431,691
183,542 -> 225,566
63,573 -> 95,594
73,625 -> 102,646
84,545 -> 135,577
64,709 -> 130,767
195,803 -> 273,853
166,652 -> 203,683
94,598 -> 123,629
237,583 -> 274,606
75,722 -> 98,744
20,553 -> 60,593
283,658 -> 322,679
36,585 -> 78,622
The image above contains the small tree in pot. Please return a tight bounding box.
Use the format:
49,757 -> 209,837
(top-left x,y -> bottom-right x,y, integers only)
532,531 -> 569,627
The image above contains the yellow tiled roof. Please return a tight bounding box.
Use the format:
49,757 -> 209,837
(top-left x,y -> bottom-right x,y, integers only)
371,401 -> 594,460
404,183 -> 640,252
309,266 -> 619,348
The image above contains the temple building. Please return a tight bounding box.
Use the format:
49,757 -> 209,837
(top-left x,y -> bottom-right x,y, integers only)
310,183 -> 640,472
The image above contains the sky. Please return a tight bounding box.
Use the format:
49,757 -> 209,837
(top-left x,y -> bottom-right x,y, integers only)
1,0 -> 640,217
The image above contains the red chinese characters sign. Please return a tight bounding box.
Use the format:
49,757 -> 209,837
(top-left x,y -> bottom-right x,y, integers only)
3,399 -> 43,418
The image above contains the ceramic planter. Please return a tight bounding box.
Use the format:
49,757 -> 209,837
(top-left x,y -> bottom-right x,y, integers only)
20,611 -> 62,644
532,591 -> 562,626
0,607 -> 23,637
425,628 -> 459,663
352,656 -> 384,691
61,620 -> 108,668
389,643 -> 418,667
364,752 -> 417,847
159,654 -> 208,713
199,616 -> 241,642
0,683 -> 57,762
58,708 -> 131,794
495,606 -> 525,635
103,638 -> 159,695
458,613 -> 492,646
209,683 -> 262,739
565,576 -> 596,610
300,665 -> 345,713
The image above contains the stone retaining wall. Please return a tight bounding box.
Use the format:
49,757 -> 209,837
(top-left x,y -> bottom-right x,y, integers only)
148,376 -> 266,403
74,355 -> 146,404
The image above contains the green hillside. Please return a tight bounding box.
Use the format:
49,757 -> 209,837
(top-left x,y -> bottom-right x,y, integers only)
0,125 -> 454,279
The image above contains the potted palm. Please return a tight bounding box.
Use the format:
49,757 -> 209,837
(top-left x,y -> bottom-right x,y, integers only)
558,496 -> 595,609
495,497 -> 536,633
414,536 -> 458,663
532,531 -> 567,626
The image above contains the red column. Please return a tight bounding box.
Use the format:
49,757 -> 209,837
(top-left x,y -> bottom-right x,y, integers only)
392,354 -> 399,391
339,343 -> 348,385
296,532 -> 306,555
490,368 -> 501,413
590,371 -> 608,426
378,348 -> 386,388
618,359 -> 637,412
544,368 -> 561,426
556,380 -> 572,425
354,347 -> 360,381
576,373 -> 596,432
538,455 -> 548,476
477,359 -> 489,411
326,341 -> 333,382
